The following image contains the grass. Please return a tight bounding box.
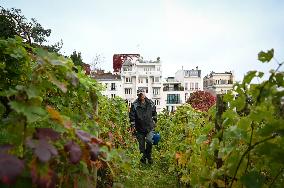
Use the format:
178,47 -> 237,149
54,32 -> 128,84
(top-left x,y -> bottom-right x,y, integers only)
115,146 -> 178,188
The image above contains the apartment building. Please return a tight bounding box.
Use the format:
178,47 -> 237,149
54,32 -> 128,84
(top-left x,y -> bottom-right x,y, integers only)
161,77 -> 185,112
91,70 -> 123,98
121,57 -> 163,112
203,71 -> 234,95
175,67 -> 203,102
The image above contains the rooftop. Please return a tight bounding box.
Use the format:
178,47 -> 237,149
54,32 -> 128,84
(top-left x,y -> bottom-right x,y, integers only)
91,70 -> 121,80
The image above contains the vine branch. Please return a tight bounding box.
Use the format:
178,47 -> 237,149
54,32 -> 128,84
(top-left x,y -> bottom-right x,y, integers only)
269,168 -> 284,188
245,122 -> 254,173
229,134 -> 277,188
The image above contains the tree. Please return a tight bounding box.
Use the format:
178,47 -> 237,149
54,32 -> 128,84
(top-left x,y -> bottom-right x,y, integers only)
91,53 -> 105,70
0,6 -> 62,52
186,91 -> 216,112
0,14 -> 16,39
70,50 -> 84,67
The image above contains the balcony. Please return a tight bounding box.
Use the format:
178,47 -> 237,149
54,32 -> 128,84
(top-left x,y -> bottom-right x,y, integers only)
166,100 -> 182,104
137,71 -> 161,77
163,86 -> 184,91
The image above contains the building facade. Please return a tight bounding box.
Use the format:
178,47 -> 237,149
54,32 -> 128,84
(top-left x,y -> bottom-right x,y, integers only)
161,77 -> 185,112
91,70 -> 123,98
175,67 -> 203,102
121,57 -> 163,111
203,71 -> 234,95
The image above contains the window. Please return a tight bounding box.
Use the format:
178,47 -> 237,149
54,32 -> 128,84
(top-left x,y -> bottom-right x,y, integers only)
154,77 -> 160,83
125,88 -> 132,95
185,83 -> 188,90
105,83 -> 108,89
144,67 -> 152,72
123,67 -> 132,71
190,83 -> 194,90
221,80 -> 227,84
167,94 -> 180,104
185,93 -> 188,101
195,83 -> 198,90
111,94 -> 116,98
125,77 -> 132,83
156,66 -> 160,71
153,88 -> 160,95
154,99 -> 160,106
146,78 -> 148,83
138,78 -> 143,83
111,83 -> 116,91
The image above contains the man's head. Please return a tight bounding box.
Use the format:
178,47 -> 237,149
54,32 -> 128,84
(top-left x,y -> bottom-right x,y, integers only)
137,88 -> 146,101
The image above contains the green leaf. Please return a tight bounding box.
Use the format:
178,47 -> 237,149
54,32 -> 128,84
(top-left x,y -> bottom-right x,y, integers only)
275,73 -> 284,87
49,74 -> 67,93
257,71 -> 264,78
255,142 -> 284,164
243,71 -> 257,84
224,125 -> 248,141
9,101 -> 47,123
258,120 -> 284,137
26,86 -> 40,99
258,49 -> 274,63
196,135 -> 207,144
237,117 -> 252,131
240,171 -> 265,188
0,88 -> 18,97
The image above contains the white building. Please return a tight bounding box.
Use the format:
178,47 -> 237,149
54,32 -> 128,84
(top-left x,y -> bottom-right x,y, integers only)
161,77 -> 185,112
121,57 -> 163,112
175,67 -> 203,102
91,70 -> 123,98
203,71 -> 234,95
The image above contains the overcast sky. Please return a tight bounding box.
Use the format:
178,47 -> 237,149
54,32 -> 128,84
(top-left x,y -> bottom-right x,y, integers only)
2,0 -> 284,81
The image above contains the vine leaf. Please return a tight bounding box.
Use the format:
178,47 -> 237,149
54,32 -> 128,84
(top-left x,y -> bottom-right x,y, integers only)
243,71 -> 257,84
35,128 -> 60,141
46,105 -> 64,124
64,141 -> 82,164
25,86 -> 40,99
26,139 -> 58,162
9,101 -> 47,122
0,153 -> 24,185
240,171 -> 265,188
258,48 -> 274,63
48,74 -> 67,93
75,130 -> 91,143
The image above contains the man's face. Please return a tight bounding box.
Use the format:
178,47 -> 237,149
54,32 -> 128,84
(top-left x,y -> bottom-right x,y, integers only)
138,92 -> 145,100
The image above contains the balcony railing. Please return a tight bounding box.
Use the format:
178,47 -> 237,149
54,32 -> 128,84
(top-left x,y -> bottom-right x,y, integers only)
163,86 -> 184,91
166,100 -> 182,104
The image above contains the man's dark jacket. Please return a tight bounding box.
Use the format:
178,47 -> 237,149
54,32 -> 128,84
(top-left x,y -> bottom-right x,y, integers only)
129,98 -> 157,133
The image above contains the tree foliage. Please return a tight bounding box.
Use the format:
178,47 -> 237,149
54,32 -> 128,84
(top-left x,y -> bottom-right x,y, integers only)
0,6 -> 62,53
70,50 -> 84,67
186,90 -> 216,112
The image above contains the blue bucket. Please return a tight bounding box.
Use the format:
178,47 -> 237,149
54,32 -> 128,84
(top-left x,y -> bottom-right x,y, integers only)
153,132 -> 161,145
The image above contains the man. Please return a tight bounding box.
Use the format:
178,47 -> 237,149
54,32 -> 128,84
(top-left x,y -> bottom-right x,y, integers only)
129,88 -> 157,164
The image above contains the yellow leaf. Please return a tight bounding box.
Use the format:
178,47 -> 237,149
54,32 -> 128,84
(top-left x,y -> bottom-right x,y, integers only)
46,105 -> 63,124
